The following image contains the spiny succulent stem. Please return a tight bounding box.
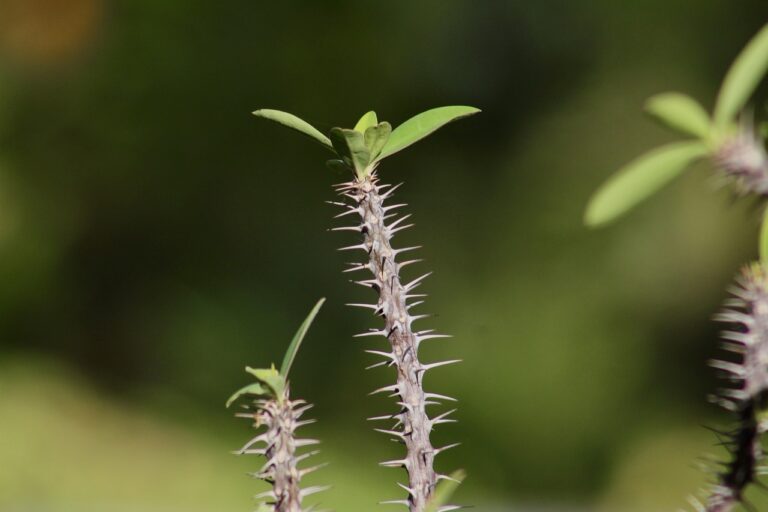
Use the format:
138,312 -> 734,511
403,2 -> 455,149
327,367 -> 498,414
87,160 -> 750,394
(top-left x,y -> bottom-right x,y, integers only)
700,264 -> 768,511
336,172 -> 457,512
237,388 -> 322,512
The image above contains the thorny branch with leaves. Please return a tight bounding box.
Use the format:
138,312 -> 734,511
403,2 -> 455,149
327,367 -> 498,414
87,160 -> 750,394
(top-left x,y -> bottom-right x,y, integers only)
227,299 -> 328,512
241,106 -> 478,512
585,23 -> 768,512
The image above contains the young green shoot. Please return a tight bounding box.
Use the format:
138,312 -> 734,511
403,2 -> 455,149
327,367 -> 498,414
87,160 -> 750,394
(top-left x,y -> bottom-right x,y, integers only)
228,298 -> 326,512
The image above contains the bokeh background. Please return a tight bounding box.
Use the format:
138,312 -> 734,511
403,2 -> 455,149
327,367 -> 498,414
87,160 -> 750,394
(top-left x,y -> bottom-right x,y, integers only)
1,1 -> 767,511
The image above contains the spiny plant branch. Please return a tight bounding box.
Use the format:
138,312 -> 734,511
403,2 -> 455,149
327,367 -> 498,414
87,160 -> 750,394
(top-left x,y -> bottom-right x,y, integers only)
252,106 -> 478,512
334,172 -> 459,512
584,23 -> 768,230
235,391 -> 323,512
584,23 -> 768,512
228,299 -> 327,512
691,265 -> 768,512
252,106 -> 477,512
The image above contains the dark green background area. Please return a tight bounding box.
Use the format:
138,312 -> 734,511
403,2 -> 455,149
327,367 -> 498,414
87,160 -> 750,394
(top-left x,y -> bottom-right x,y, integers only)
0,1 -> 766,510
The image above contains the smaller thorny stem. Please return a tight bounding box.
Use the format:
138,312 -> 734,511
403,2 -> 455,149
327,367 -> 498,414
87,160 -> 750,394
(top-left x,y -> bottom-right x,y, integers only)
696,265 -> 768,512
234,389 -> 324,512
333,172 -> 459,512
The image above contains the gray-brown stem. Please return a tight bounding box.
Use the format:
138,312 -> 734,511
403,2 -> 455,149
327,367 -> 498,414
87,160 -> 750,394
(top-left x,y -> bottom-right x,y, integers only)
697,265 -> 768,512
236,391 -> 323,512
335,173 -> 458,512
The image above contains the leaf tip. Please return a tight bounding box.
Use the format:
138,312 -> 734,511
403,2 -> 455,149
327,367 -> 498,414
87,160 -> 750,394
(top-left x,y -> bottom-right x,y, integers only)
583,202 -> 610,229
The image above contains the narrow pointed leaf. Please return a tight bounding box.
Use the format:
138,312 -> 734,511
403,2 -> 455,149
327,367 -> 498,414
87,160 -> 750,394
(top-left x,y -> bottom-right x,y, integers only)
253,109 -> 333,149
330,128 -> 370,177
364,122 -> 392,161
280,298 -> 325,377
354,111 -> 378,133
761,207 -> 768,266
226,382 -> 269,408
425,469 -> 466,512
644,92 -> 711,138
376,106 -> 480,161
585,141 -> 708,227
714,23 -> 768,127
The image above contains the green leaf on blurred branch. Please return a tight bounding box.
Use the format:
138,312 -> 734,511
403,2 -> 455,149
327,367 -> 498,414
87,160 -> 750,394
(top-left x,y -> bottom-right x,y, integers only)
644,92 -> 711,138
585,141 -> 708,227
714,23 -> 768,127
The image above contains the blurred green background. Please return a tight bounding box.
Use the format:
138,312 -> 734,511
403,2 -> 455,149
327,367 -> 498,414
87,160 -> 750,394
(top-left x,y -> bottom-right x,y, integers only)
1,1 -> 767,511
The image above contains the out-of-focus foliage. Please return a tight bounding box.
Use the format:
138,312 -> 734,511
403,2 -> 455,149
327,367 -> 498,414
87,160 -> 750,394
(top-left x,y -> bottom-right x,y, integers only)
0,1 -> 767,511
714,23 -> 768,127
584,141 -> 708,227
586,22 -> 768,228
644,93 -> 712,138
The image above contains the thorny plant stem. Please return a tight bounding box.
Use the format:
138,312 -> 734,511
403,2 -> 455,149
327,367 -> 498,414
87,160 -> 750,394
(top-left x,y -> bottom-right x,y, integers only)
236,390 -> 323,512
334,172 -> 459,512
698,265 -> 768,512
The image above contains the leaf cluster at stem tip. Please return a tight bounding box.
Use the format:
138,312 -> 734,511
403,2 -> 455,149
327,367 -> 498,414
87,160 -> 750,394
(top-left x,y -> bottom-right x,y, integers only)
584,22 -> 768,228
252,106 -> 481,180
226,298 -> 325,407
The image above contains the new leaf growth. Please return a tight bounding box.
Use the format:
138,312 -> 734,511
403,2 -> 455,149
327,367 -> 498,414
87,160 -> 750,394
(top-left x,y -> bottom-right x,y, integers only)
228,298 -> 326,512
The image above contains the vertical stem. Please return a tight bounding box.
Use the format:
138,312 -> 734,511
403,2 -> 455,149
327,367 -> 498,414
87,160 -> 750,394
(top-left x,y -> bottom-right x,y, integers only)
336,173 -> 458,512
237,392 -> 321,512
701,265 -> 768,511
268,398 -> 303,512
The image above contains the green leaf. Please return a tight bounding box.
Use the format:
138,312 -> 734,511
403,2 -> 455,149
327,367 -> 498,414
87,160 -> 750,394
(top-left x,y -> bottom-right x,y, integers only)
253,109 -> 333,149
584,141 -> 709,227
714,23 -> 768,127
760,208 -> 768,266
377,106 -> 480,161
280,298 -> 325,378
246,366 -> 285,397
226,382 -> 268,408
644,92 -> 711,138
354,111 -> 378,133
330,128 -> 371,177
364,122 -> 392,161
424,469 -> 466,512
